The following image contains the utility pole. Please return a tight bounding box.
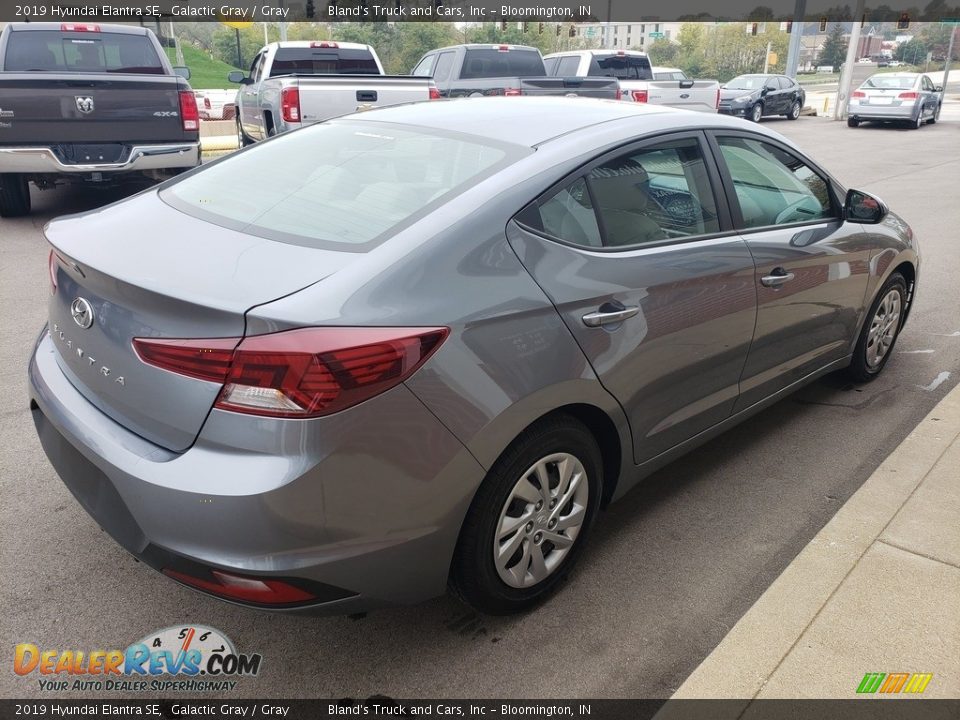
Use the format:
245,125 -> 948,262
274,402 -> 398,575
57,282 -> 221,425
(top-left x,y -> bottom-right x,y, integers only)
168,21 -> 183,65
943,23 -> 956,108
764,40 -> 772,72
604,0 -> 612,48
263,22 -> 269,46
834,0 -> 866,120
785,0 -> 806,77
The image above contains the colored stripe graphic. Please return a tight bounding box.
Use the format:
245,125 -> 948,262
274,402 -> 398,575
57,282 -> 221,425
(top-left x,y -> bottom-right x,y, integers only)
903,674 -> 933,694
857,672 -> 933,694
880,673 -> 910,693
857,673 -> 885,693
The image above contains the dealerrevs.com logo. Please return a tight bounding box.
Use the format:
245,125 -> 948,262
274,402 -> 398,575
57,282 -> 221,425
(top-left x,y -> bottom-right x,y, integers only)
14,625 -> 262,693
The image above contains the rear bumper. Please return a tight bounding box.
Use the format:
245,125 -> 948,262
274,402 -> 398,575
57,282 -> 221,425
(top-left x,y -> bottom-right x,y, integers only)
848,103 -> 917,121
0,142 -> 200,174
29,329 -> 485,614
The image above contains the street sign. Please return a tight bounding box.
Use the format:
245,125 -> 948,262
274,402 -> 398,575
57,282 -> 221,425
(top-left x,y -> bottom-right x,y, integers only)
649,31 -> 664,38
585,27 -> 597,37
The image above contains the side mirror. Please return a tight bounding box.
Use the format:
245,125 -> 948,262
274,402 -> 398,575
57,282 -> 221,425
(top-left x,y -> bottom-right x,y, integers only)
845,189 -> 888,224
228,71 -> 248,84
934,85 -> 944,92
173,66 -> 191,81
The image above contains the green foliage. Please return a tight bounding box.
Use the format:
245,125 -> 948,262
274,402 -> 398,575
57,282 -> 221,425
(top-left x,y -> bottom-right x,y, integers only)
816,23 -> 848,69
164,43 -> 240,89
646,39 -> 679,65
330,23 -> 459,74
895,37 -> 928,63
668,22 -> 790,82
917,23 -> 959,61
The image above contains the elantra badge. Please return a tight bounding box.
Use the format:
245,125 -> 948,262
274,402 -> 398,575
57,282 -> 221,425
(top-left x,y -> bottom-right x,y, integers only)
70,297 -> 94,329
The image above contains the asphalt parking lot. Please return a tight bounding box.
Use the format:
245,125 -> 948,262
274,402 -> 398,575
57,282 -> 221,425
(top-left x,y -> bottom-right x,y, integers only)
1,114 -> 958,700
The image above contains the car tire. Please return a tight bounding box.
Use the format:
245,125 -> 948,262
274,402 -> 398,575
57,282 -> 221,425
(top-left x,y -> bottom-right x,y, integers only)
847,117 -> 860,127
927,104 -> 940,124
910,108 -> 924,129
750,103 -> 763,122
450,414 -> 603,615
787,100 -> 801,120
0,173 -> 31,218
845,272 -> 908,383
236,117 -> 252,148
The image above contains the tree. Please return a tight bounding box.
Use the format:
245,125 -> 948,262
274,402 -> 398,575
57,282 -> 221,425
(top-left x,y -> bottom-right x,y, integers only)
817,23 -> 848,69
895,37 -> 928,64
646,39 -> 679,65
746,6 -> 775,20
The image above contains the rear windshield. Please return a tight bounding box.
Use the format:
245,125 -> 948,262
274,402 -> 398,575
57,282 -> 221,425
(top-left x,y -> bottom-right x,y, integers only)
460,49 -> 546,79
588,55 -> 653,80
270,47 -> 379,76
863,75 -> 915,89
4,30 -> 164,74
161,120 -> 528,251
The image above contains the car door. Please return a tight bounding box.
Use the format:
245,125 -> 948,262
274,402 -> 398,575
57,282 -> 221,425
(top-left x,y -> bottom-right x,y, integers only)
920,75 -> 936,116
507,132 -> 758,463
240,52 -> 264,139
778,76 -> 798,108
707,131 -> 873,411
763,76 -> 784,114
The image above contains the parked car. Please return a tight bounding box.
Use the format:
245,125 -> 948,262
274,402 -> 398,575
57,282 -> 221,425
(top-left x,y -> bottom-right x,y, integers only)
413,44 -> 620,99
847,72 -> 942,128
0,22 -> 200,217
718,73 -> 806,122
31,98 -> 918,616
543,50 -> 720,112
195,89 -> 236,120
230,41 -> 438,144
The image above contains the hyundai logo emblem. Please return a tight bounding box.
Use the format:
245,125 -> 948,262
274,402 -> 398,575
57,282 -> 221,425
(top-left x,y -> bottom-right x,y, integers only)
70,297 -> 94,329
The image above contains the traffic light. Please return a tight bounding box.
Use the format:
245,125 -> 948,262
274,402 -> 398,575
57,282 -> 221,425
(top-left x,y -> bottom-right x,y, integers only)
785,21 -> 792,33
556,24 -> 561,37
499,20 -> 507,32
897,13 -> 910,29
569,25 -> 576,37
751,22 -> 758,35
819,17 -> 827,32
522,21 -> 528,33
538,22 -> 545,34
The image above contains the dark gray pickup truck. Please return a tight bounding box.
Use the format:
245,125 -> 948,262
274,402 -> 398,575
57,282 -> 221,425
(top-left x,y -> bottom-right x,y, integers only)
0,22 -> 201,217
412,44 -> 620,100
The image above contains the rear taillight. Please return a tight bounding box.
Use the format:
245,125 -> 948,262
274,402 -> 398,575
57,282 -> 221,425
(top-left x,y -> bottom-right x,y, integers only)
134,327 -> 448,419
615,87 -> 623,100
203,96 -> 212,109
163,569 -> 315,605
178,90 -> 199,131
898,91 -> 918,100
48,250 -> 58,296
632,89 -> 649,103
310,41 -> 339,48
715,87 -> 721,109
852,91 -> 866,98
497,45 -> 510,52
281,87 -> 301,123
429,86 -> 442,100
504,88 -> 522,97
61,23 -> 100,32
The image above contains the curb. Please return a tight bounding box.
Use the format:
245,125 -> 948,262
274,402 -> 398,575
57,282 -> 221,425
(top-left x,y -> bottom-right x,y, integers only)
660,381 -> 960,706
201,135 -> 239,153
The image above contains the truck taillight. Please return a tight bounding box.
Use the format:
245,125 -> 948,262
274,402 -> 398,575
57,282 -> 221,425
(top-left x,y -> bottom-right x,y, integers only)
178,90 -> 199,131
632,90 -> 648,103
281,87 -> 301,123
504,88 -> 522,96
497,45 -> 510,52
133,327 -> 449,419
615,87 -> 623,100
715,87 -> 721,109
61,23 -> 100,32
203,96 -> 212,109
429,86 -> 442,100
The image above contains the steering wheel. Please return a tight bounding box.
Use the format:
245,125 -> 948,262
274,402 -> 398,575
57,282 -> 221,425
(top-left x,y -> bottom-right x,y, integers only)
774,197 -> 819,225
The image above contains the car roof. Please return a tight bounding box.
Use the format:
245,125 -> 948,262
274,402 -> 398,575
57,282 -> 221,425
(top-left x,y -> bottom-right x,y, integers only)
5,21 -> 148,34
345,96 -> 772,148
267,41 -> 371,51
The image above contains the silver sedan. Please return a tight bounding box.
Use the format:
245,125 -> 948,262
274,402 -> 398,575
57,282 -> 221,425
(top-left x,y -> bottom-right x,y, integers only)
847,72 -> 943,128
30,98 -> 919,616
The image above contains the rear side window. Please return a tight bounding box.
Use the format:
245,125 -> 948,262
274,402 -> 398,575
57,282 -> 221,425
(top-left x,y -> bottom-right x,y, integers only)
543,56 -> 559,75
717,136 -> 835,229
5,30 -> 164,74
411,54 -> 436,76
162,120 -> 528,251
270,48 -> 379,76
588,55 -> 653,80
460,49 -> 546,79
556,56 -> 581,76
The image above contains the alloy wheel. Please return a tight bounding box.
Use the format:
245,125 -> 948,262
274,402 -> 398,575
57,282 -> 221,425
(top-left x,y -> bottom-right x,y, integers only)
865,289 -> 901,368
751,104 -> 763,122
494,452 -> 589,589
790,101 -> 801,119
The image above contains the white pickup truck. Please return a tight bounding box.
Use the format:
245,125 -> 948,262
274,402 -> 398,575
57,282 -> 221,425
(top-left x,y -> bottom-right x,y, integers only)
544,50 -> 720,113
229,41 -> 437,144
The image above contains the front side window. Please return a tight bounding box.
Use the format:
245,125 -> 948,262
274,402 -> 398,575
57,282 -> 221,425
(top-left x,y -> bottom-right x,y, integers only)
516,137 -> 720,249
163,121 -> 527,251
717,136 -> 835,229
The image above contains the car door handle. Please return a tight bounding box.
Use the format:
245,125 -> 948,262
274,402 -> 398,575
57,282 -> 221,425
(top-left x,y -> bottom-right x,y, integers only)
760,268 -> 796,288
582,305 -> 639,327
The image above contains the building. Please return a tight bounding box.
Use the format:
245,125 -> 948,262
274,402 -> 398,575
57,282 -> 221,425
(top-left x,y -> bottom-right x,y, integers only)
572,21 -> 688,50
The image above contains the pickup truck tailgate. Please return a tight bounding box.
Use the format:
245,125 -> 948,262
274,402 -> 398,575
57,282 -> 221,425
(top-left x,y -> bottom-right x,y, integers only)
295,75 -> 432,123
0,73 -> 193,147
519,77 -> 620,98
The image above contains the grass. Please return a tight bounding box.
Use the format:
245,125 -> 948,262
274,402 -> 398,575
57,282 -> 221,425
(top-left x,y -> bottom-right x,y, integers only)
165,44 -> 239,90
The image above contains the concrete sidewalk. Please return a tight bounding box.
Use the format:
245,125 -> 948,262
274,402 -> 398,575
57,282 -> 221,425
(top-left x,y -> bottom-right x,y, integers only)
663,382 -> 960,708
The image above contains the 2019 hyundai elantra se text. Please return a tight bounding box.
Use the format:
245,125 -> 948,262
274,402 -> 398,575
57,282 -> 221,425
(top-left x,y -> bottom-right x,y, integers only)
30,98 -> 919,615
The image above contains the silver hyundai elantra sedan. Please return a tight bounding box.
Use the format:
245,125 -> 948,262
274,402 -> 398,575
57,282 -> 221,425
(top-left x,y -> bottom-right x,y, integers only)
30,98 -> 919,615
